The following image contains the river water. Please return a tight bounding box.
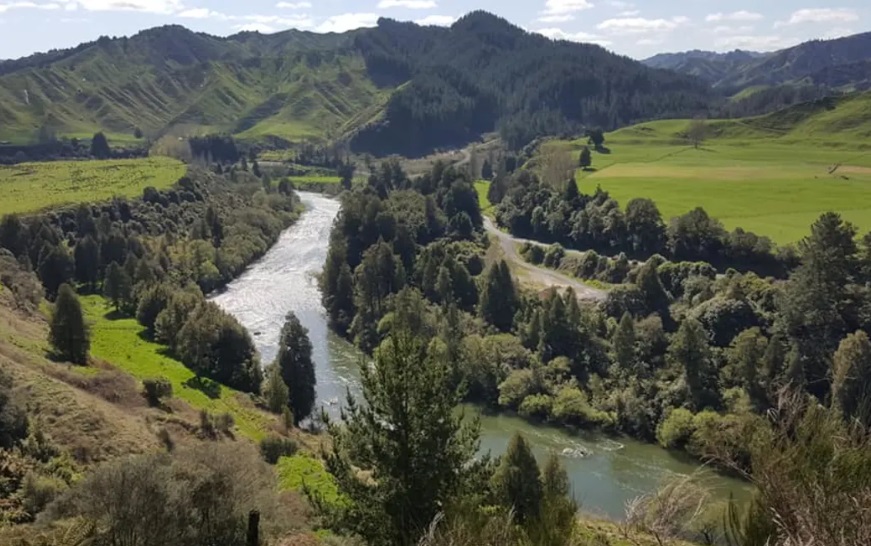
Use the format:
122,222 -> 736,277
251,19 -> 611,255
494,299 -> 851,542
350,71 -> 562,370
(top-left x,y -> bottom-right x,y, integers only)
212,192 -> 747,520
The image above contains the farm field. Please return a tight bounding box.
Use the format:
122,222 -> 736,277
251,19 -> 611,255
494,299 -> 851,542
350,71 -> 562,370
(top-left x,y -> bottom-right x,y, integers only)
531,94 -> 871,244
0,157 -> 185,215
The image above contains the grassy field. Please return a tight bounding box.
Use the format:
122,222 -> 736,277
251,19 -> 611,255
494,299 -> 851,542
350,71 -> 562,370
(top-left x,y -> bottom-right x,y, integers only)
80,295 -> 275,440
0,157 -> 185,215
533,93 -> 871,244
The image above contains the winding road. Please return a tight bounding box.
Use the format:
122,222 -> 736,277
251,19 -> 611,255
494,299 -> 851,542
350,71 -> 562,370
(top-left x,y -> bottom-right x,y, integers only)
483,217 -> 607,302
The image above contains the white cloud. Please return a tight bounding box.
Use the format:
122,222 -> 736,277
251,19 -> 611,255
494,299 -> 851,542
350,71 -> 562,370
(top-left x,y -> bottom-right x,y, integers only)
536,27 -> 611,46
415,14 -> 454,26
73,0 -> 182,13
636,38 -> 662,46
597,15 -> 689,35
177,9 -> 313,28
177,7 -> 224,19
316,12 -> 378,33
712,25 -> 753,35
0,1 -> 61,12
714,34 -> 795,51
541,0 -> 593,16
776,8 -> 858,27
537,14 -> 574,23
275,1 -> 310,8
617,10 -> 639,16
377,0 -> 436,9
820,26 -> 855,40
706,11 -> 763,23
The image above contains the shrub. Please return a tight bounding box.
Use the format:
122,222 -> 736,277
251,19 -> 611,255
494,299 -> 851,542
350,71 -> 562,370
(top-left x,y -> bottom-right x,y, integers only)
520,243 -> 544,265
259,435 -> 299,464
656,408 -> 696,449
142,378 -> 173,407
199,410 -> 234,439
20,472 -> 66,518
518,394 -> 553,420
543,243 -> 565,268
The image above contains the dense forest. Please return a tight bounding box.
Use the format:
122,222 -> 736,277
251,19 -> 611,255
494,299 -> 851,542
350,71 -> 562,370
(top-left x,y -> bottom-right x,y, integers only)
350,13 -> 713,154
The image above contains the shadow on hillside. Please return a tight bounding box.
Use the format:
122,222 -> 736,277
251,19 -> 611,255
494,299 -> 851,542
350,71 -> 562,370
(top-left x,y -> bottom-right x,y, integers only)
184,376 -> 222,400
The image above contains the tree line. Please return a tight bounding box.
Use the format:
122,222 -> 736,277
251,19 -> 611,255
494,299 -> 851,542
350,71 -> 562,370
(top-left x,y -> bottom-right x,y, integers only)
493,168 -> 792,276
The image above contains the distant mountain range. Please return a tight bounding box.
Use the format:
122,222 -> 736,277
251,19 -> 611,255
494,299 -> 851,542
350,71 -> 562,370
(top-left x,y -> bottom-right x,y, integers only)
0,11 -> 712,155
642,32 -> 871,93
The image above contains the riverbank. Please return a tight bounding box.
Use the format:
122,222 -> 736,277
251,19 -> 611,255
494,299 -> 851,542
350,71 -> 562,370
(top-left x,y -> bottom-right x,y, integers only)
212,191 -> 749,521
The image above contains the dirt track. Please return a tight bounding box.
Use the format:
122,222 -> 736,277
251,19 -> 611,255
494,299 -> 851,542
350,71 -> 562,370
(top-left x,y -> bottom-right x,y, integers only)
483,217 -> 607,302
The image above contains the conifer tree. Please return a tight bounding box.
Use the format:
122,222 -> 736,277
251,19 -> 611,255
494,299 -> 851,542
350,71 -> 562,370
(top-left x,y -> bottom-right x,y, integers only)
263,364 -> 291,416
49,284 -> 89,365
669,318 -> 719,411
275,312 -> 315,424
531,454 -> 577,546
90,132 -> 111,159
612,312 -> 637,373
479,260 -> 517,332
579,146 -> 592,170
491,433 -> 542,524
103,261 -> 131,311
323,327 -> 479,546
74,235 -> 101,291
832,330 -> 871,427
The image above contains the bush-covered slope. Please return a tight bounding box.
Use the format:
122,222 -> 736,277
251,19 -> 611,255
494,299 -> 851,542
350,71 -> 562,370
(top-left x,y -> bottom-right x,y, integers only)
0,12 -> 713,154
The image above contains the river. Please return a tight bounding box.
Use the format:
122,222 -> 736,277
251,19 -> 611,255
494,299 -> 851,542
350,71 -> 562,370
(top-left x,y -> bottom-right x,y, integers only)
212,192 -> 747,520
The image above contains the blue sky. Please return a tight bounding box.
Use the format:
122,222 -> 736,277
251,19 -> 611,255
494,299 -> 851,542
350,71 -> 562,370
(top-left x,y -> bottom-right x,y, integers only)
1,1 -> 869,60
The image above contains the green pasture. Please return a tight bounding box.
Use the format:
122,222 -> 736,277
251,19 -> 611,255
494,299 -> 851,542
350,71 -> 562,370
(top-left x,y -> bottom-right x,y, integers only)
0,157 -> 185,215
531,95 -> 871,244
81,295 -> 274,440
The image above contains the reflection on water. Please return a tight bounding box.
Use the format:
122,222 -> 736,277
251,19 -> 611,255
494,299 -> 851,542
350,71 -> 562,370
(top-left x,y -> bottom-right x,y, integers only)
212,192 -> 749,520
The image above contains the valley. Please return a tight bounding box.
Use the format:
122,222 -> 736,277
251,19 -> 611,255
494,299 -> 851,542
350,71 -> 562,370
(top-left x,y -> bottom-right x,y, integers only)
1,10 -> 870,546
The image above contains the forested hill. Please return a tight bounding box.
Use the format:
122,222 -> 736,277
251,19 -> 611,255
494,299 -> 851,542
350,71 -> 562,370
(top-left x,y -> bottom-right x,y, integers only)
0,11 -> 712,155
644,32 -> 871,93
348,12 -> 713,154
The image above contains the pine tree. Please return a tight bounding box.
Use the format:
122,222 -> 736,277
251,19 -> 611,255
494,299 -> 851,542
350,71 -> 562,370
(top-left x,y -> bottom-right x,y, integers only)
322,327 -> 479,546
263,364 -> 291,415
49,284 -> 89,365
479,260 -> 517,332
579,146 -> 592,170
728,328 -> 768,408
275,312 -> 315,424
481,159 -> 493,180
38,243 -> 74,299
531,454 -> 577,546
669,318 -> 719,411
832,331 -> 871,427
103,261 -> 131,311
635,258 -> 670,318
90,132 -> 111,159
74,235 -> 101,291
612,312 -> 637,373
491,433 -> 542,524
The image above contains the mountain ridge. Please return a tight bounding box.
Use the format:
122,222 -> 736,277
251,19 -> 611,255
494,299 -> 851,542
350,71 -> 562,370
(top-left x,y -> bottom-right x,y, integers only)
642,32 -> 871,93
0,12 -> 713,155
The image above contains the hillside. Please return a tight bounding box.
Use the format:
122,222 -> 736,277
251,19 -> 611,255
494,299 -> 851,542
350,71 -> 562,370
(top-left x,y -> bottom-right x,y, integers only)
644,32 -> 871,94
0,12 -> 712,155
642,49 -> 767,84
